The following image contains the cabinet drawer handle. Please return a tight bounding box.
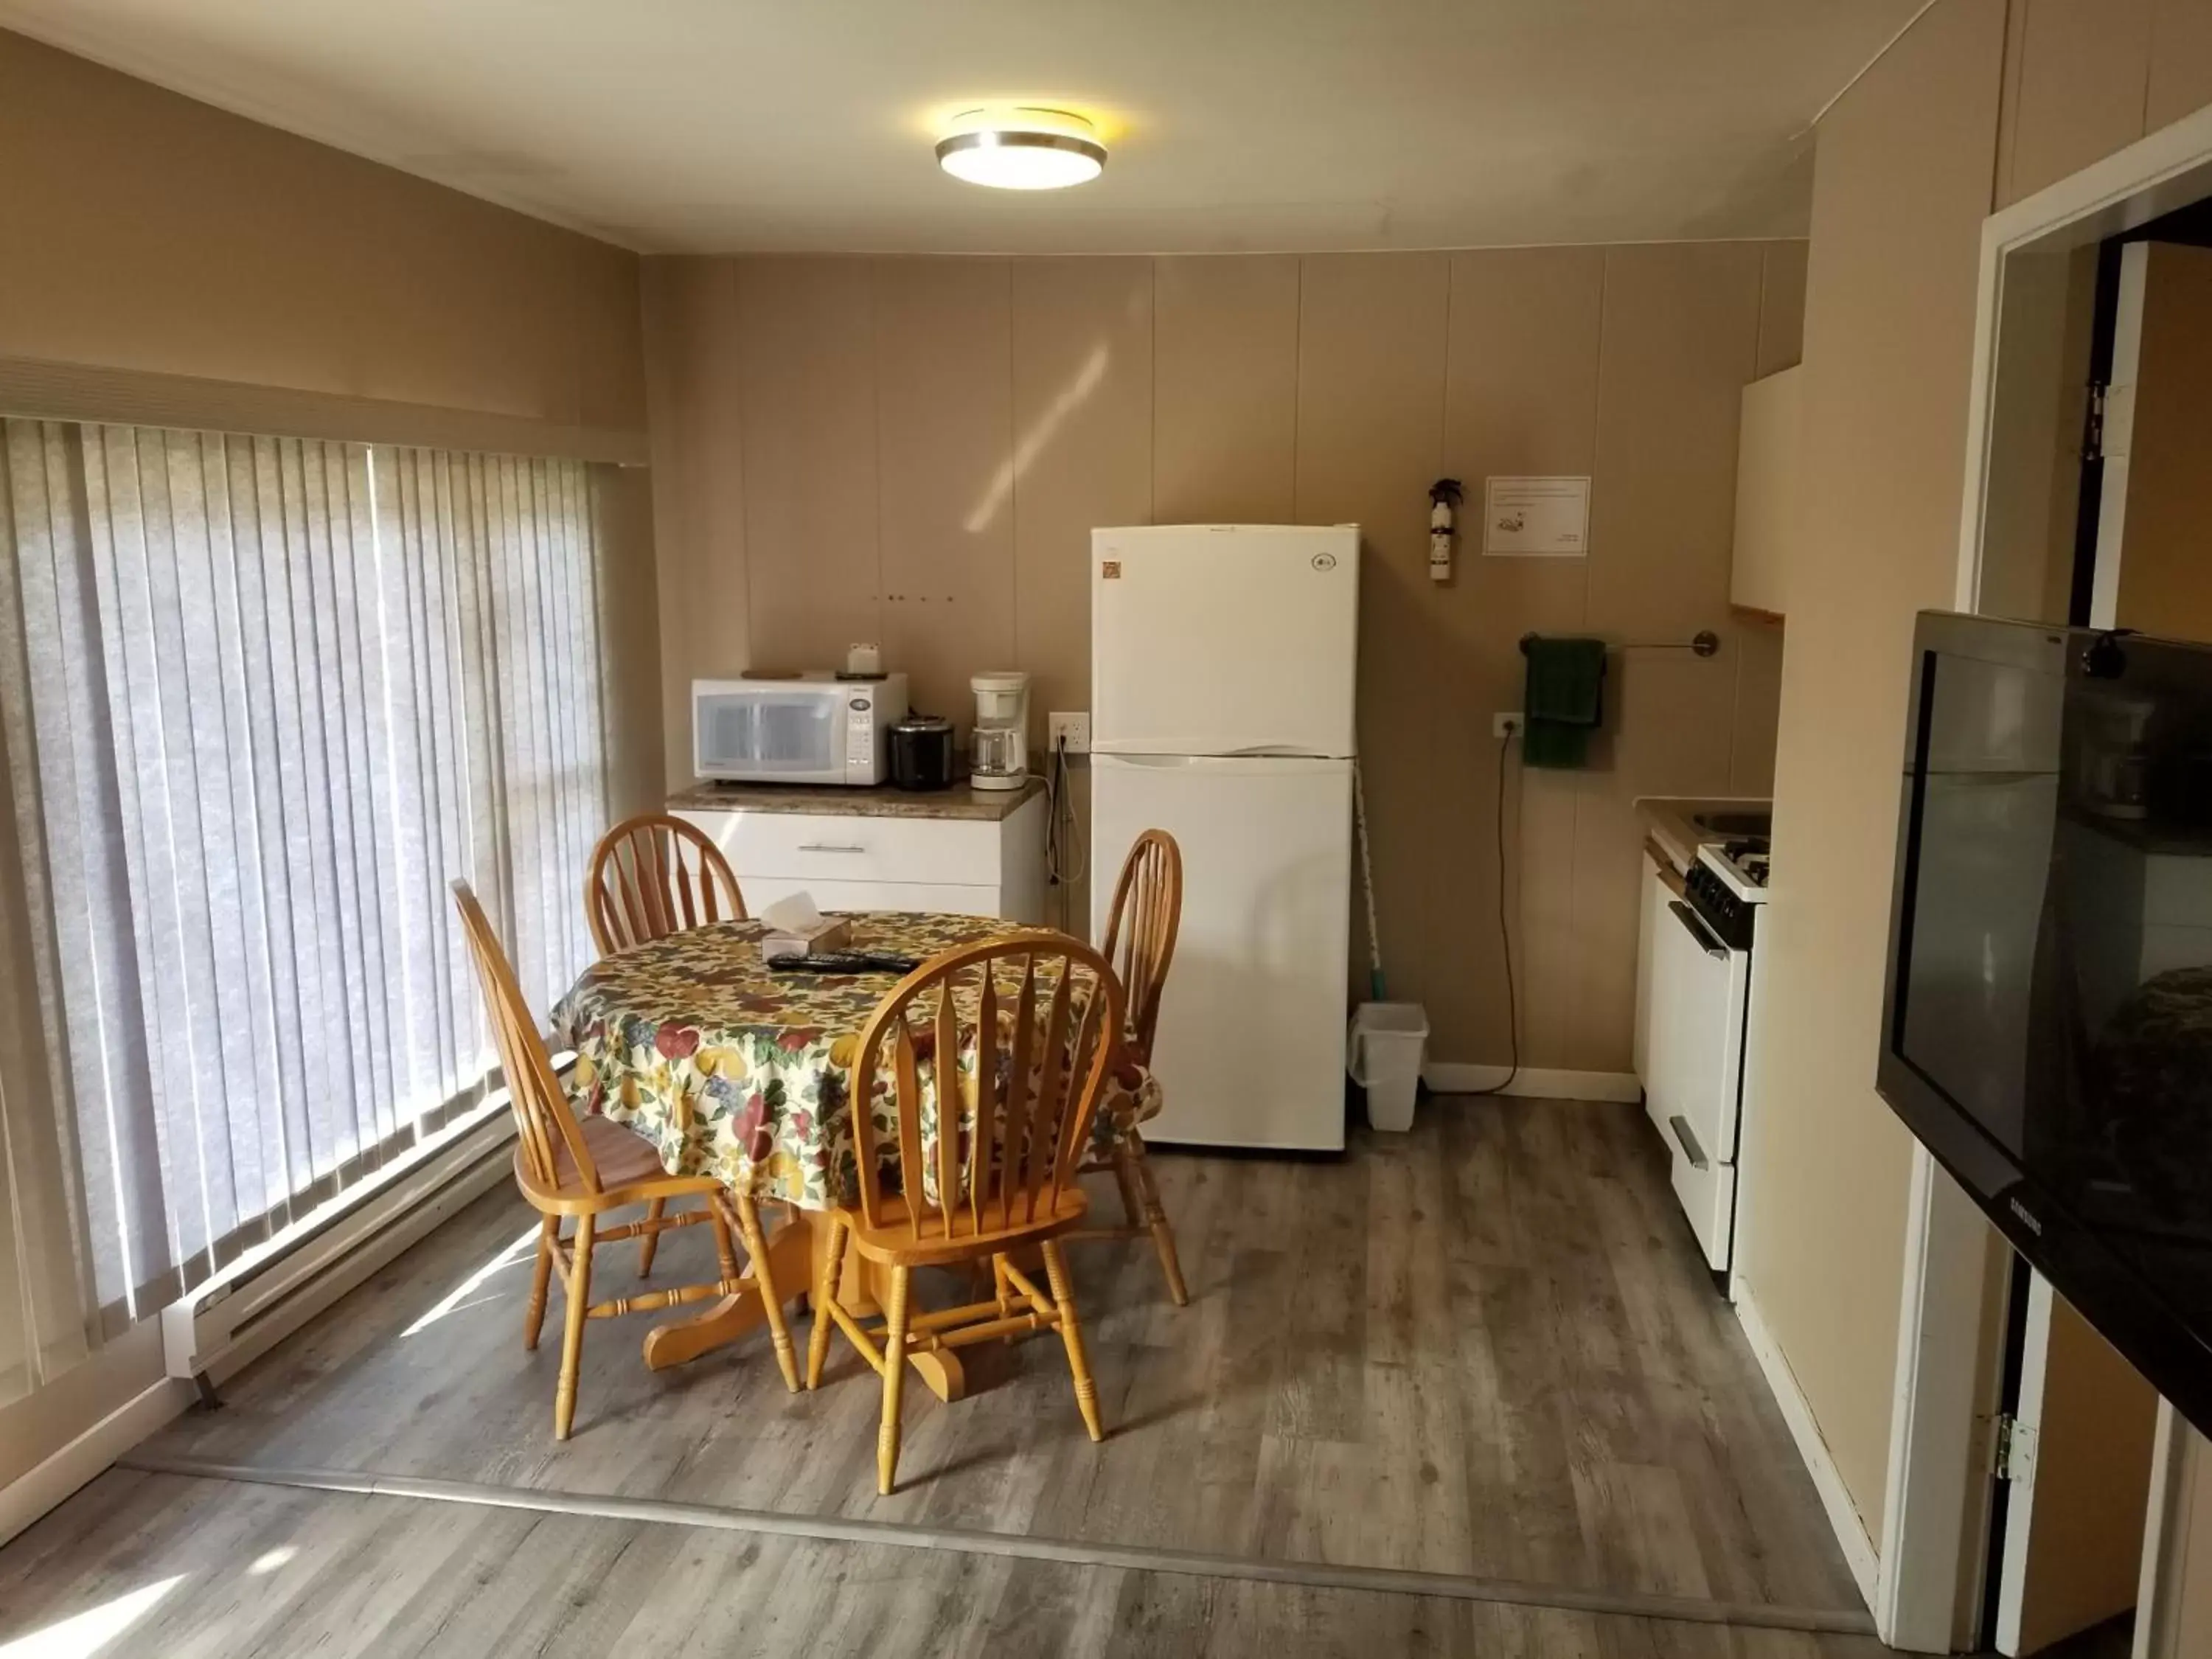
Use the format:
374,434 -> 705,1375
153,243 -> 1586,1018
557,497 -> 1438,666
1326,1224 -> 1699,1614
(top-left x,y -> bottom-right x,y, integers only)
798,843 -> 868,854
1669,1113 -> 1710,1172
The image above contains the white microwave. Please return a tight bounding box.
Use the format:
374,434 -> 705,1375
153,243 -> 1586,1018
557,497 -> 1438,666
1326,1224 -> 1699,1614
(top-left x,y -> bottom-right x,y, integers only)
692,675 -> 909,787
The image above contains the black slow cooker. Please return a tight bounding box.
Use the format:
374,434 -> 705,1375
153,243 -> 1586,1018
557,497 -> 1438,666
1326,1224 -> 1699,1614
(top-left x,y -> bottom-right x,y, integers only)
887,713 -> 956,790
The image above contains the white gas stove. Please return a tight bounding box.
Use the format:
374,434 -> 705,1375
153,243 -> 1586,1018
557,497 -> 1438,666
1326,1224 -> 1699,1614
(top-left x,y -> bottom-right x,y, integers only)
1651,835 -> 1770,1284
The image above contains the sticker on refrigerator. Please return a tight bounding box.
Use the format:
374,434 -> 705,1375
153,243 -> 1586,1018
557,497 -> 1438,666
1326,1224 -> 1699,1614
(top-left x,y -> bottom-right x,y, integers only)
1101,560 -> 1121,580
1483,477 -> 1590,557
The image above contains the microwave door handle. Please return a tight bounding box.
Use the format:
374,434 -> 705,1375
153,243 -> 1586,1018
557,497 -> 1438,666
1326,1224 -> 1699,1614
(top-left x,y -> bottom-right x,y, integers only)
1666,900 -> 1728,959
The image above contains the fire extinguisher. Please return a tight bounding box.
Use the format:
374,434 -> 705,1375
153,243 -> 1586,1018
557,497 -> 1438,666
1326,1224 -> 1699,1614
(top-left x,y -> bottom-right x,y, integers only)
1428,478 -> 1464,584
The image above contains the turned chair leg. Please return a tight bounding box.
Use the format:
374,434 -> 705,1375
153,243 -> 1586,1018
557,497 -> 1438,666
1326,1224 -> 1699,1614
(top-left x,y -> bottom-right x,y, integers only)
638,1197 -> 666,1276
730,1193 -> 799,1393
805,1217 -> 848,1390
1126,1141 -> 1189,1308
524,1215 -> 557,1350
709,1204 -> 742,1284
554,1214 -> 595,1441
992,1254 -> 1026,1345
1108,1141 -> 1145,1231
877,1265 -> 911,1495
1042,1240 -> 1104,1443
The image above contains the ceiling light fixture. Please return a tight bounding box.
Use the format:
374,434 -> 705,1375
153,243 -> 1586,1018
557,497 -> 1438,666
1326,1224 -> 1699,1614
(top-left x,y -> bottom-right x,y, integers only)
935,107 -> 1105,191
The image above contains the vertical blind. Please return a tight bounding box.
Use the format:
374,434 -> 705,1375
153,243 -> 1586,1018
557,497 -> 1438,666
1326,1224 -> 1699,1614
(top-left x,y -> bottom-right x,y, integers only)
0,420 -> 607,1399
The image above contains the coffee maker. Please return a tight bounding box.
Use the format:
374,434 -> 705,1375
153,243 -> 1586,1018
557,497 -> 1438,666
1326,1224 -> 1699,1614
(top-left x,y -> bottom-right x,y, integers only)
968,671 -> 1030,791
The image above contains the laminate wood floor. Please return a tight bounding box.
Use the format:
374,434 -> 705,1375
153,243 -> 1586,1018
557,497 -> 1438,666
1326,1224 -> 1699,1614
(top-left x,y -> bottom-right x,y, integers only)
0,1471 -> 1891,1658
24,1100 -> 1871,1645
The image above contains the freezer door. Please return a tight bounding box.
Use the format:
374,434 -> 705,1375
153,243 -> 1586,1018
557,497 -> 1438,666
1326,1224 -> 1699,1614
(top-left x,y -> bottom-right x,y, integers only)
1091,525 -> 1358,757
1091,754 -> 1352,1151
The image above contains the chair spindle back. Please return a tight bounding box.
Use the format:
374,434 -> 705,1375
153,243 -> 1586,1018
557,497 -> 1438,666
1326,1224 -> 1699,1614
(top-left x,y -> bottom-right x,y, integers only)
585,813 -> 746,956
452,879 -> 599,1194
1099,830 -> 1183,1063
848,936 -> 1124,1244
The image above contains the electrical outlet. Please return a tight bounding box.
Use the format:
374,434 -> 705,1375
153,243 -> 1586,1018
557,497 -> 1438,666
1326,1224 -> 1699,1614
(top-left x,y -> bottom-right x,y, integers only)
1493,712 -> 1523,740
1048,712 -> 1091,754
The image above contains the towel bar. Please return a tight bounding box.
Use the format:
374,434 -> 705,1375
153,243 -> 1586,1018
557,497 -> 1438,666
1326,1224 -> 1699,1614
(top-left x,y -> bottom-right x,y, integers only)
1518,630 -> 1720,658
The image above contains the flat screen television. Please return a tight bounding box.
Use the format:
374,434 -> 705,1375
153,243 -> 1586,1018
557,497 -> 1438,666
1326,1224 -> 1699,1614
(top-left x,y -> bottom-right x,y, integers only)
1881,611 -> 2212,1433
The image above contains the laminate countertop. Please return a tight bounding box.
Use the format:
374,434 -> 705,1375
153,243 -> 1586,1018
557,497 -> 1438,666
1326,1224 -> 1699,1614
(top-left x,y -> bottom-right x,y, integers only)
667,776 -> 1046,822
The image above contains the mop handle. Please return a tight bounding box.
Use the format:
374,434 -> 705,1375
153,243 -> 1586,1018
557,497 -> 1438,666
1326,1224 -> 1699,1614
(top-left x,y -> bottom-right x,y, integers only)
1352,757 -> 1385,999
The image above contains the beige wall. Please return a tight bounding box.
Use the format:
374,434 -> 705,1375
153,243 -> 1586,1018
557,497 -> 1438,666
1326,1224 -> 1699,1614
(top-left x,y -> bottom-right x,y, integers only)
1742,0 -> 2212,1559
2144,1422 -> 2212,1658
0,29 -> 646,438
1737,0 -> 2009,1539
0,24 -> 663,806
644,242 -> 1804,1068
2014,1294 -> 2160,1651
2117,241 -> 2212,637
0,29 -> 660,1503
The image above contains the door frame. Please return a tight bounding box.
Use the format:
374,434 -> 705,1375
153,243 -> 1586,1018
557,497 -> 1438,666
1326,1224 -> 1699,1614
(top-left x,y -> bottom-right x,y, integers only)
1879,97 -> 2212,1655
2082,240 -> 2148,630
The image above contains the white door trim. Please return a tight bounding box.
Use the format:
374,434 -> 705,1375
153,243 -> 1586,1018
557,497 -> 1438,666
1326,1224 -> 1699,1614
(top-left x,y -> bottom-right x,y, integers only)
1992,1272 -> 2058,1655
1891,94 -> 2212,1656
2085,242 -> 2149,630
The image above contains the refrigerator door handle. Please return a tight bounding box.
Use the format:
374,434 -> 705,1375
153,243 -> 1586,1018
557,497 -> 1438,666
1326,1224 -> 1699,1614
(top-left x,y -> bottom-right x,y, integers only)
1099,748 -> 1341,765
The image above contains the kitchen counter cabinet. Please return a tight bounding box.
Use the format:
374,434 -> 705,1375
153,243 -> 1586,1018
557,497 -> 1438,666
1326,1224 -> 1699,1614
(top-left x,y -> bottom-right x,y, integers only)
673,780 -> 1046,924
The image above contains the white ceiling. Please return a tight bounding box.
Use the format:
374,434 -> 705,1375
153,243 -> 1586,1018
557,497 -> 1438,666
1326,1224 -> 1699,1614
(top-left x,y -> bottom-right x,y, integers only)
1,0 -> 1924,255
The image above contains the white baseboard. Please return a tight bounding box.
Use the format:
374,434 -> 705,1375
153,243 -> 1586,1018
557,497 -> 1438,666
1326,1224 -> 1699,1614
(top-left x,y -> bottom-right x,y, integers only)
0,1376 -> 191,1549
1422,1063 -> 1644,1104
1733,1286 -> 1882,1614
0,1115 -> 515,1551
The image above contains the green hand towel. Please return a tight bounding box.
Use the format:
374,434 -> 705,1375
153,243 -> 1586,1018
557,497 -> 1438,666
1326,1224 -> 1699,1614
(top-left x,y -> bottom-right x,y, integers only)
1523,636 -> 1607,770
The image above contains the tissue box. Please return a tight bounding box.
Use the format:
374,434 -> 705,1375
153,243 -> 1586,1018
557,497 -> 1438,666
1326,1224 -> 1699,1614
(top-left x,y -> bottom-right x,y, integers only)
761,917 -> 853,964
759,892 -> 854,963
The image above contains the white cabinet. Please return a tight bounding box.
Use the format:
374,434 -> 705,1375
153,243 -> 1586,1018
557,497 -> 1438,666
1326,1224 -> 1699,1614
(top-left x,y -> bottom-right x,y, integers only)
1731,364 -> 1802,617
675,794 -> 1046,924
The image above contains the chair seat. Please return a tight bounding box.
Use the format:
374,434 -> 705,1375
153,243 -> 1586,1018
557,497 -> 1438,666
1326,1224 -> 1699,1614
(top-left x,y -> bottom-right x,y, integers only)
1087,1062 -> 1164,1158
836,1186 -> 1091,1267
546,1113 -> 678,1197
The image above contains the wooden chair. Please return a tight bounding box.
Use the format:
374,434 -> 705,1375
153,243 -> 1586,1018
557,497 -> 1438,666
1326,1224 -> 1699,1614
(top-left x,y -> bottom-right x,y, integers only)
804,934 -> 1126,1495
1073,830 -> 1189,1305
585,813 -> 747,956
584,813 -> 748,1276
451,879 -> 798,1439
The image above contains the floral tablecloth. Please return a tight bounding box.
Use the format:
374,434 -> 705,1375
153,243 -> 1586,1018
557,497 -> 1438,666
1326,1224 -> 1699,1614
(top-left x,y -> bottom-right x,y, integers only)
551,912 -> 1040,1210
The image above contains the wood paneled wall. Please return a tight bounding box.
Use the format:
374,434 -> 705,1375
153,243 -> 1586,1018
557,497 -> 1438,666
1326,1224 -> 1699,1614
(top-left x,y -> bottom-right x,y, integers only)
1739,0 -> 2212,1556
644,241 -> 1804,1072
1996,0 -> 2212,206
0,30 -> 646,439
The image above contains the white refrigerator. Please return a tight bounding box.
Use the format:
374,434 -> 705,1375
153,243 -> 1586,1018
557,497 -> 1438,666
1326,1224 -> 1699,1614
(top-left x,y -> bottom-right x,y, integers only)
1090,524 -> 1358,1151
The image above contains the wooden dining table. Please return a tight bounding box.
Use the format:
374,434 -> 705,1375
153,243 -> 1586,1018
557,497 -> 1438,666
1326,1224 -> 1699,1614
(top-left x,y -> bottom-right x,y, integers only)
550,909 -> 1036,1402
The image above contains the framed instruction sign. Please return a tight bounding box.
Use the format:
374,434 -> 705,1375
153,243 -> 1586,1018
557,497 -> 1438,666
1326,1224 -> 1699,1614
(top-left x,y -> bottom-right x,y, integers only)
1483,476 -> 1590,557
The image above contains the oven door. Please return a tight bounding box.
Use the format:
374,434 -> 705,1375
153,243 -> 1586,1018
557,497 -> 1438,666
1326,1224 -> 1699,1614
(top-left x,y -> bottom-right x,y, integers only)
1646,894 -> 1751,1269
693,684 -> 846,783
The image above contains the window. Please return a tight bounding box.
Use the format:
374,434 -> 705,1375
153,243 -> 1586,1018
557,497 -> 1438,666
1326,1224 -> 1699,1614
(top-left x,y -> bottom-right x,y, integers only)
0,420 -> 607,1383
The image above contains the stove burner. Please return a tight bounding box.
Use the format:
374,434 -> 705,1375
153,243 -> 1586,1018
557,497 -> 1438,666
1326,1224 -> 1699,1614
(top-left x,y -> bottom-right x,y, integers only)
1719,836 -> 1771,888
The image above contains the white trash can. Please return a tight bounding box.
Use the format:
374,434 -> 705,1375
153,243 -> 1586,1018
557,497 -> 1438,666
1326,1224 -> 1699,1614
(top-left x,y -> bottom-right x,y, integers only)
1348,1002 -> 1429,1132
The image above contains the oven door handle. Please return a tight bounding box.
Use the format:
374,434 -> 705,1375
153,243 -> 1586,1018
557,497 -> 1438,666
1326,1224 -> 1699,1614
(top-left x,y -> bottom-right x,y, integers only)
1667,900 -> 1728,959
1668,1114 -> 1711,1172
